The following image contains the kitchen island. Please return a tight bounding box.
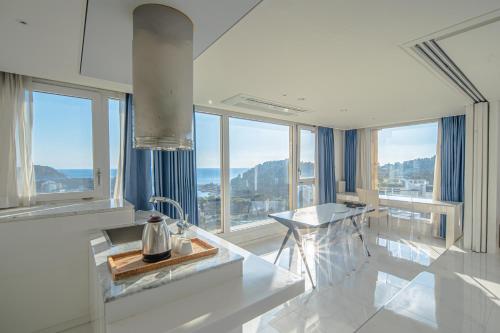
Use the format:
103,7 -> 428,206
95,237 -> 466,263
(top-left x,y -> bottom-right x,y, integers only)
89,215 -> 304,333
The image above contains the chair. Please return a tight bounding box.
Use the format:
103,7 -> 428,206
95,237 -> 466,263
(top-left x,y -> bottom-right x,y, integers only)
356,188 -> 367,203
358,189 -> 390,233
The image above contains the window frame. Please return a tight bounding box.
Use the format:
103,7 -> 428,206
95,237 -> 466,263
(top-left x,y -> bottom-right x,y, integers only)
296,125 -> 318,207
194,111 -> 224,233
195,106 -> 318,234
227,115 -> 293,232
373,120 -> 439,199
31,81 -> 125,202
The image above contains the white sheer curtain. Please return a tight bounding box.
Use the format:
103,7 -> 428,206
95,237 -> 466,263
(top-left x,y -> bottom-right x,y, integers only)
356,128 -> 371,189
0,72 -> 35,208
113,99 -> 126,199
431,121 -> 442,237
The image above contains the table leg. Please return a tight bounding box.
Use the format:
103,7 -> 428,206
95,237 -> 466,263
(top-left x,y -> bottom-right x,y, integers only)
351,216 -> 371,257
291,227 -> 316,289
274,228 -> 293,264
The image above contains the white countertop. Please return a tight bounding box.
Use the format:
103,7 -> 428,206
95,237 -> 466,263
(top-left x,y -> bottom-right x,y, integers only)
0,199 -> 133,223
90,222 -> 244,303
102,223 -> 305,333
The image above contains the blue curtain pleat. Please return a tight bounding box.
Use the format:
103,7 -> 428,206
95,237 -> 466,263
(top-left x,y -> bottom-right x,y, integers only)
318,127 -> 336,203
152,111 -> 198,226
344,129 -> 357,192
123,94 -> 153,211
440,115 -> 465,238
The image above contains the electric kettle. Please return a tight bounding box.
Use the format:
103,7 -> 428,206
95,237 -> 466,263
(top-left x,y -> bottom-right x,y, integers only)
142,215 -> 172,262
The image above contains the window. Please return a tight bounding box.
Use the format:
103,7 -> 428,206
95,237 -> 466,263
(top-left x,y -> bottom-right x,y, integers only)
297,126 -> 316,208
31,82 -> 124,200
195,112 -> 222,233
32,89 -> 96,195
194,109 -> 317,234
108,98 -> 122,197
229,118 -> 291,229
298,128 -> 315,179
376,122 -> 438,199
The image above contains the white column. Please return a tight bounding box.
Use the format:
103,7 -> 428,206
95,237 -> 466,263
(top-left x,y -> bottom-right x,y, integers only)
464,102 -> 490,253
487,101 -> 500,253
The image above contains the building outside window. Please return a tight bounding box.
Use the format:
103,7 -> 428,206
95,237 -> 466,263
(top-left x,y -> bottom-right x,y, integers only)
376,122 -> 438,200
297,126 -> 316,208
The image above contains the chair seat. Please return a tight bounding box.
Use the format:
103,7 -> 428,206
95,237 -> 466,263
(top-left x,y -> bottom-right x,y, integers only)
366,207 -> 389,218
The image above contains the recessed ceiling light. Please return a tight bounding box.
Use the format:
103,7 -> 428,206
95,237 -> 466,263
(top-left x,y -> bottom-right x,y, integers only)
16,19 -> 28,25
297,97 -> 306,101
282,93 -> 287,97
340,108 -> 348,113
208,100 -> 213,105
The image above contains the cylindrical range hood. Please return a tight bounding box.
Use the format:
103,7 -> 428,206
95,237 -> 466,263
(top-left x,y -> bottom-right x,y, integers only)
132,4 -> 193,150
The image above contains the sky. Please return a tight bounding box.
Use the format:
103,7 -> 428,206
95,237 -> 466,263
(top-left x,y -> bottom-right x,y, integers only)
195,113 -> 290,169
32,92 -> 120,170
196,114 -> 438,168
32,93 -> 436,171
377,122 -> 438,165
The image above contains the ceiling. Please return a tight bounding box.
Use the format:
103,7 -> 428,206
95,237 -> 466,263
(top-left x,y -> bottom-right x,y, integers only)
439,18 -> 500,102
81,0 -> 261,84
1,0 -> 500,129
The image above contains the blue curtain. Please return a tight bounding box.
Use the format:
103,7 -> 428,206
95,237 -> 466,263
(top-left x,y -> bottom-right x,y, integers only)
440,115 -> 465,238
123,94 -> 153,211
152,111 -> 198,226
318,127 -> 336,204
344,129 -> 357,192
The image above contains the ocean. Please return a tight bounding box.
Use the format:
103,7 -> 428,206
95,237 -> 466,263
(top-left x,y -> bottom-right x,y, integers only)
57,168 -> 246,185
58,169 -> 117,178
197,168 -> 248,185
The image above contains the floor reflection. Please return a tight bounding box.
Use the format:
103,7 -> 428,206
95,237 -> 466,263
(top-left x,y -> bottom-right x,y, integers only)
241,218 -> 446,332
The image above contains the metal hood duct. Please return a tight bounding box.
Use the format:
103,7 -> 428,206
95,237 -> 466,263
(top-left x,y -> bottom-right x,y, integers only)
132,4 -> 193,150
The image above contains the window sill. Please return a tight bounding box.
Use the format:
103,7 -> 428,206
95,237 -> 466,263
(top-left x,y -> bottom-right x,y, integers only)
220,219 -> 288,245
0,198 -> 133,224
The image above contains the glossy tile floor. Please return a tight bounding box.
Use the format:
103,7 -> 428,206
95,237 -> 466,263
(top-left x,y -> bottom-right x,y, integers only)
239,215 -> 469,332
68,215 -> 500,333
358,245 -> 500,332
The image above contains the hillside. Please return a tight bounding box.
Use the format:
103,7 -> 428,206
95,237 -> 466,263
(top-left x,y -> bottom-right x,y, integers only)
378,156 -> 436,184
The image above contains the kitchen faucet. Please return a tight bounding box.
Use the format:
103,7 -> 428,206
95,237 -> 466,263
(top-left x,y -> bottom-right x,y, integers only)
149,196 -> 190,234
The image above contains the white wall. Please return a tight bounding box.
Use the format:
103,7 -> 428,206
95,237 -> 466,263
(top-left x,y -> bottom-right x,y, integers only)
0,209 -> 133,333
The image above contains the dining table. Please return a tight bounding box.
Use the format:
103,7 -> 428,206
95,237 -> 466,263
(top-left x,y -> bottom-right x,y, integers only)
269,203 -> 375,288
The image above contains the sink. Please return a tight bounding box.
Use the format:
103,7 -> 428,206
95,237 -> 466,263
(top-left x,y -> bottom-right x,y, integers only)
104,225 -> 144,246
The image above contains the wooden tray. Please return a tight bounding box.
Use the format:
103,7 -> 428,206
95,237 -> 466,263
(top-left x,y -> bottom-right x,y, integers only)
108,238 -> 218,281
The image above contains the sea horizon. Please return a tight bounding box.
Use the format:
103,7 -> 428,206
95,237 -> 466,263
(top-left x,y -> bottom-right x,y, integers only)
53,167 -> 248,185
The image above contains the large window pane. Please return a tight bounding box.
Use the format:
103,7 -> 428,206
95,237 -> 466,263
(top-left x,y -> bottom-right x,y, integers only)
297,184 -> 315,208
32,92 -> 94,194
299,128 -> 315,179
229,118 -> 290,229
109,99 -> 121,197
377,122 -> 438,200
195,112 -> 222,233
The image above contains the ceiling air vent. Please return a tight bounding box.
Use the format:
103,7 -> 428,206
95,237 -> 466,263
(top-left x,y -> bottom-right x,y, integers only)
413,40 -> 486,103
222,94 -> 310,116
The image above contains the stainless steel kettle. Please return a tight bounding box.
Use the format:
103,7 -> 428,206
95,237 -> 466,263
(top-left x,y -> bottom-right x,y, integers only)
142,215 -> 172,262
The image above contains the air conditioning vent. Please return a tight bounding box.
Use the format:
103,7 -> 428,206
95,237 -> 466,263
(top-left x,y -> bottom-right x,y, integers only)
412,40 -> 486,103
222,94 -> 310,116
